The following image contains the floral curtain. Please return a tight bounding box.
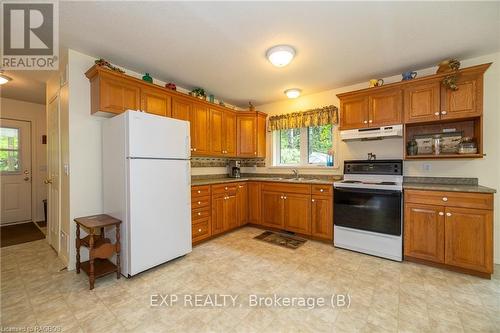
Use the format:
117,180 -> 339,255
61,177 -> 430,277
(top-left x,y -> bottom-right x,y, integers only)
268,105 -> 338,131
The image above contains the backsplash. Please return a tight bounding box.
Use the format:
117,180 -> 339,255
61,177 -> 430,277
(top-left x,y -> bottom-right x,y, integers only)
191,157 -> 266,168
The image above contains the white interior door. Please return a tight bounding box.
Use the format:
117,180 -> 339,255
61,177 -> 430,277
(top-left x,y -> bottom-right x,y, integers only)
0,119 -> 32,225
47,96 -> 61,252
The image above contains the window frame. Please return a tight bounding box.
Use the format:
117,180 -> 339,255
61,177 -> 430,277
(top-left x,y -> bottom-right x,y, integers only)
272,125 -> 338,168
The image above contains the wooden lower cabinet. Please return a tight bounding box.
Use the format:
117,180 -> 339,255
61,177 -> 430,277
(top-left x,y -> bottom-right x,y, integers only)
192,217 -> 211,243
404,189 -> 494,277
283,193 -> 311,234
236,183 -> 248,226
444,207 -> 493,273
404,203 -> 445,263
311,195 -> 333,240
261,191 -> 284,229
248,182 -> 261,224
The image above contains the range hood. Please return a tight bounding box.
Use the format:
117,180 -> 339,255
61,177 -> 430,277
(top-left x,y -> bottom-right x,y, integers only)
340,124 -> 403,141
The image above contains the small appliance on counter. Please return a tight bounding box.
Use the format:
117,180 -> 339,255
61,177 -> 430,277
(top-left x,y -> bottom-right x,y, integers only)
228,160 -> 241,178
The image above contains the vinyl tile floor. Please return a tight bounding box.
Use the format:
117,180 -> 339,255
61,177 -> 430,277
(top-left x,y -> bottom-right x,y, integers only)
1,227 -> 499,332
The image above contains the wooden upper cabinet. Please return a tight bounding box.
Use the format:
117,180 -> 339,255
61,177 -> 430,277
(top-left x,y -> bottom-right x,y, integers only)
311,195 -> 333,240
141,87 -> 171,117
171,96 -> 191,122
444,207 -> 493,273
191,103 -> 210,155
339,95 -> 369,130
210,108 -> 236,156
404,81 -> 441,123
223,111 -> 237,156
256,113 -> 267,158
237,114 -> 257,157
209,108 -> 223,155
441,72 -> 481,120
368,89 -> 402,127
283,193 -> 311,235
404,203 -> 445,263
94,73 -> 141,114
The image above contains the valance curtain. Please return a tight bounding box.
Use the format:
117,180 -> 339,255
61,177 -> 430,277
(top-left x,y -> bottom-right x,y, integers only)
268,105 -> 338,131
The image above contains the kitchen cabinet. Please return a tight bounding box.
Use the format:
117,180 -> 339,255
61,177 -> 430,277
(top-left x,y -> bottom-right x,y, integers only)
261,190 -> 285,229
403,81 -> 441,123
171,96 -> 191,122
283,193 -> 311,234
191,103 -> 210,156
191,185 -> 212,244
211,184 -> 238,235
311,195 -> 333,240
368,89 -> 402,127
441,72 -> 482,120
86,69 -> 141,115
404,189 -> 494,277
237,112 -> 267,158
210,108 -> 236,156
141,87 -> 171,117
404,203 -> 445,263
248,182 -> 261,224
339,95 -> 369,130
236,183 -> 248,226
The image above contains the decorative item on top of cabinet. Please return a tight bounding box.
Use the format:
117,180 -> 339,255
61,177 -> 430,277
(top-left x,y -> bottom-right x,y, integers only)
142,73 -> 153,83
436,59 -> 460,74
94,58 -> 124,73
369,79 -> 384,88
404,189 -> 494,278
165,82 -> 177,90
402,71 -> 417,81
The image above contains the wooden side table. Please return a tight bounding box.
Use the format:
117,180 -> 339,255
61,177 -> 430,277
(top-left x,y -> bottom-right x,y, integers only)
74,214 -> 122,290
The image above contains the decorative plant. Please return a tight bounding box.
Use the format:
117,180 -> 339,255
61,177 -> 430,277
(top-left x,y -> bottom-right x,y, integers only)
191,88 -> 206,98
94,58 -> 124,73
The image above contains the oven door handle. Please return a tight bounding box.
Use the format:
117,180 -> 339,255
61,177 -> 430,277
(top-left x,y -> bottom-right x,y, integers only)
334,187 -> 402,196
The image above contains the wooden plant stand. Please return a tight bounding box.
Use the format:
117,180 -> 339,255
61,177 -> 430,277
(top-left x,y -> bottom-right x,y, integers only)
74,214 -> 122,290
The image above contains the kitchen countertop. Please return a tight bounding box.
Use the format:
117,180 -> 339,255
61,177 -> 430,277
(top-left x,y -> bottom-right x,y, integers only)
403,183 -> 496,194
191,177 -> 336,186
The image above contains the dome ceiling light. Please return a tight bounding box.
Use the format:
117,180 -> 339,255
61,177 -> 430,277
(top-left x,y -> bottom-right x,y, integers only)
266,45 -> 295,67
0,71 -> 12,85
284,88 -> 301,99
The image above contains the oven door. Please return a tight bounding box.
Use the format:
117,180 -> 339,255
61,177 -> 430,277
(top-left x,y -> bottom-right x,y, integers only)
334,187 -> 402,236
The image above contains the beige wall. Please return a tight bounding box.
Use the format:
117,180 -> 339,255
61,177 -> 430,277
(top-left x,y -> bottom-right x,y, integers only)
255,52 -> 500,263
0,97 -> 47,222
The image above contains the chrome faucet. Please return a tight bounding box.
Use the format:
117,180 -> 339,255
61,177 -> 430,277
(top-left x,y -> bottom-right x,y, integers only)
368,153 -> 377,161
292,169 -> 299,179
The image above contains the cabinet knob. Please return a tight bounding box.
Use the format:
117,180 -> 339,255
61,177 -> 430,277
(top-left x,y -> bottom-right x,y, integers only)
280,196 -> 284,199
312,199 -> 315,202
442,197 -> 448,202
225,187 -> 228,190
441,111 -> 447,115
198,201 -> 201,205
320,189 -> 324,192
190,148 -> 194,151
284,196 -> 287,200
239,185 -> 243,188
446,212 -> 452,217
197,190 -> 201,194
363,120 -> 368,124
434,112 -> 440,116
197,212 -> 201,216
198,228 -> 202,233
193,148 -> 197,151
254,152 -> 257,155
439,212 -> 444,216
369,120 -> 373,123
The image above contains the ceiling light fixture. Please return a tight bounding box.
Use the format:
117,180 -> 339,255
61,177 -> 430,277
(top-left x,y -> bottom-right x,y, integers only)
0,71 -> 12,85
266,45 -> 295,67
284,88 -> 301,99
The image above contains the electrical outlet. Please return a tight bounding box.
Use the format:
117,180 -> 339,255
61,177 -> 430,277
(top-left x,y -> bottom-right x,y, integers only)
422,163 -> 431,171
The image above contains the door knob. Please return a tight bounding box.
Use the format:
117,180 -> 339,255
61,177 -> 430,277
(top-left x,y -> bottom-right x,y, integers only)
24,177 -> 30,182
44,178 -> 53,184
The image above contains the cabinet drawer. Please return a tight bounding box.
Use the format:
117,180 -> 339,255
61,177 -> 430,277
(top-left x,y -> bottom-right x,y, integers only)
261,182 -> 311,195
212,183 -> 239,196
192,207 -> 210,221
405,190 -> 493,210
191,196 -> 210,209
311,184 -> 333,196
192,218 -> 211,243
192,185 -> 211,198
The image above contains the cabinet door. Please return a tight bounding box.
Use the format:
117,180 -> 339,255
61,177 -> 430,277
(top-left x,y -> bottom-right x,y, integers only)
211,196 -> 225,235
209,108 -> 223,155
404,203 -> 445,263
311,195 -> 333,240
223,111 -> 237,156
369,89 -> 402,127
141,88 -> 171,117
236,183 -> 248,226
224,195 -> 238,231
256,113 -> 267,158
191,104 -> 210,155
403,82 -> 440,123
171,96 -> 191,122
261,191 -> 284,228
441,75 -> 480,120
99,75 -> 140,114
339,95 -> 369,130
248,182 -> 261,224
237,115 -> 257,157
444,207 -> 493,273
284,193 -> 311,234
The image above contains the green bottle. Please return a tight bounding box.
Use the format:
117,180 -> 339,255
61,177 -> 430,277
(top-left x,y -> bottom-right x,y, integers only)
142,73 -> 153,83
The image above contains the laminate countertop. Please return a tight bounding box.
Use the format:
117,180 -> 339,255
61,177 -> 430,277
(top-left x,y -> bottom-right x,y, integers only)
191,177 -> 336,186
403,183 -> 496,194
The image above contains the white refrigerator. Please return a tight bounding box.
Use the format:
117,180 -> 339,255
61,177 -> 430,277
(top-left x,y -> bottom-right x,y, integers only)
103,110 -> 192,277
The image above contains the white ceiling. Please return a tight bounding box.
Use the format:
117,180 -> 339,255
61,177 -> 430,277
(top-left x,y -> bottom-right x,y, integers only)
0,70 -> 50,105
5,2 -> 500,107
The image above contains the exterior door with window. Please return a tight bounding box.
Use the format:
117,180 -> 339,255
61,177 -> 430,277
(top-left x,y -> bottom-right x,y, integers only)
0,119 -> 32,224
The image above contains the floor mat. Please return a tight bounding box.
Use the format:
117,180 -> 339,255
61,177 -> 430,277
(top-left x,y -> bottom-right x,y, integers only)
254,231 -> 306,249
1,222 -> 46,247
